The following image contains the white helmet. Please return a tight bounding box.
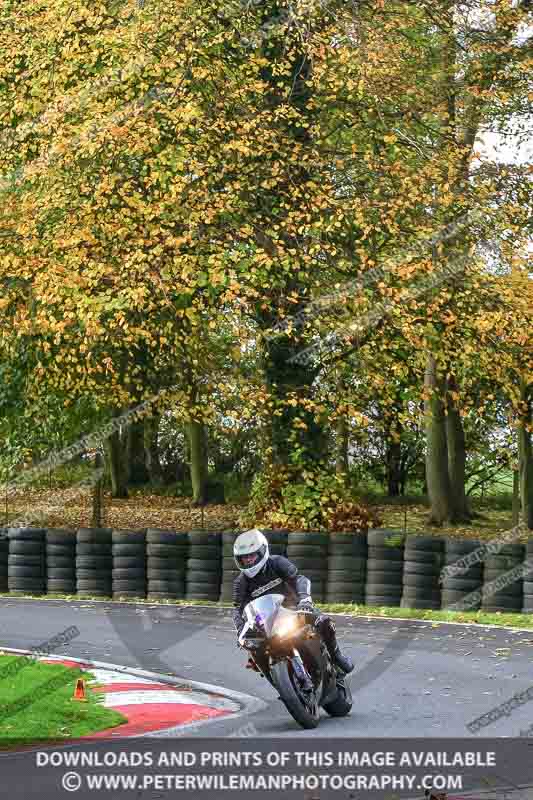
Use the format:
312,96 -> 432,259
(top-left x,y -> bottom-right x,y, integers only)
234,529 -> 269,578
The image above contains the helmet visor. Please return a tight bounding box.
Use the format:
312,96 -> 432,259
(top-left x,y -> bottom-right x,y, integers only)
235,543 -> 267,570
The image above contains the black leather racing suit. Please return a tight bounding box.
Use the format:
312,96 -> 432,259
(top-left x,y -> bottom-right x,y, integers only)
232,554 -> 340,658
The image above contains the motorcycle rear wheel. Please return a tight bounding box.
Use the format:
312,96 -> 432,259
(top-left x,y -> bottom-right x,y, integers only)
271,660 -> 320,729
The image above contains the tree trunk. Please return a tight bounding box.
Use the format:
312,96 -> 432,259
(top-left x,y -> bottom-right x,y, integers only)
512,468 -> 520,527
446,374 -> 471,522
386,439 -> 402,497
103,425 -> 129,499
424,354 -> 453,525
127,420 -> 150,486
187,419 -> 208,506
518,379 -> 533,529
144,414 -> 163,485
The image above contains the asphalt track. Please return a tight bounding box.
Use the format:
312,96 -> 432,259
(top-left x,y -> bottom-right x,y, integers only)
1,598 -> 533,738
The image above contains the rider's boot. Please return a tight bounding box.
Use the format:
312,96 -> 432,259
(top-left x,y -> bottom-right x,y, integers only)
332,646 -> 354,675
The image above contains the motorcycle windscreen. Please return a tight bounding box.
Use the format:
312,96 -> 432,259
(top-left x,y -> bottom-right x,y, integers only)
243,593 -> 285,637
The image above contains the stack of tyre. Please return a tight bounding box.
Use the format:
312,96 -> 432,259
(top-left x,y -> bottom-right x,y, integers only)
146,529 -> 188,600
365,529 -> 405,607
401,535 -> 444,610
112,530 -> 146,599
8,528 -> 46,595
220,531 -> 241,602
286,532 -> 328,602
523,540 -> 533,613
76,528 -> 112,597
46,529 -> 76,595
186,531 -> 222,601
481,542 -> 524,614
441,539 -> 483,611
326,533 -> 367,604
0,529 -> 8,593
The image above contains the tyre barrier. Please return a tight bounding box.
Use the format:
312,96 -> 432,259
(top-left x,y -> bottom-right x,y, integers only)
440,538 -> 483,611
186,530 -> 222,601
326,532 -> 367,603
2,527 -> 533,613
286,531 -> 328,602
401,534 -> 443,610
524,540 -> 533,613
220,531 -> 240,602
46,529 -> 76,594
481,542 -> 524,614
365,528 -> 405,607
0,529 -> 8,592
76,527 -> 112,597
112,529 -> 146,599
8,527 -> 46,595
146,529 -> 188,600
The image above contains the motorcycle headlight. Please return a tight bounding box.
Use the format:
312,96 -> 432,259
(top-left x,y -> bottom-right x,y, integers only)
275,615 -> 301,640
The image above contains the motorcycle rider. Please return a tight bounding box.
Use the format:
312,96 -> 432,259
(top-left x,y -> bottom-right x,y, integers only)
232,528 -> 354,674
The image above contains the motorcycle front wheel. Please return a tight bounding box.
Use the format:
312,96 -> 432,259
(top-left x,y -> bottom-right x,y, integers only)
271,659 -> 319,729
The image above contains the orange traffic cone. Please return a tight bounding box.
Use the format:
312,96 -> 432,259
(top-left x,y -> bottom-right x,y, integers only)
72,678 -> 87,702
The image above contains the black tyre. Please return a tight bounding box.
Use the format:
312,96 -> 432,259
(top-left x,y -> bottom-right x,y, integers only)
441,577 -> 482,590
188,532 -> 221,547
148,580 -> 185,592
76,556 -> 112,568
365,595 -> 401,606
187,547 -> 221,560
400,598 -> 441,610
46,530 -> 76,544
77,529 -> 112,543
76,569 -> 111,579
187,558 -> 221,571
287,532 -> 328,546
146,529 -> 188,544
327,555 -> 367,571
259,530 -> 289,545
8,554 -> 44,566
9,541 -> 43,555
286,544 -> 327,557
112,568 -> 145,579
367,529 -> 405,548
365,583 -> 403,596
47,580 -> 76,593
147,555 -> 186,569
367,547 -> 403,562
403,562 -> 440,577
8,566 -> 45,577
366,561 -> 403,573
403,550 -> 444,566
112,580 -> 146,591
111,544 -> 145,557
328,532 -> 367,547
523,582 -> 533,593
441,590 -> 480,608
404,535 -> 443,551
401,587 -> 441,599
46,544 -> 75,556
287,558 -> 326,571
112,556 -> 145,569
112,529 -> 146,543
402,573 -> 439,589
76,579 -> 111,590
147,591 -> 184,599
8,577 -> 45,589
186,572 -> 220,585
77,544 -> 111,556
8,528 -> 46,541
365,570 -> 403,585
484,556 -> 523,570
147,568 -> 186,580
271,659 -> 319,729
327,569 -> 366,582
47,568 -> 76,579
522,597 -> 533,611
481,601 -> 522,612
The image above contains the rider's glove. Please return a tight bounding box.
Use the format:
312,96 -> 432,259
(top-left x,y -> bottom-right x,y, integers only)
297,596 -> 314,612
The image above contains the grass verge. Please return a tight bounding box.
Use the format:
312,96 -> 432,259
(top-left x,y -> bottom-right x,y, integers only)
0,654 -> 126,748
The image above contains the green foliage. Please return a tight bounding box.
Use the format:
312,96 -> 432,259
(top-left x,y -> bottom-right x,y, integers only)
239,464 -> 380,532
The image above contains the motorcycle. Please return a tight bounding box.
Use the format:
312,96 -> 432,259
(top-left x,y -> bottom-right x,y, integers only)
238,593 -> 352,729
